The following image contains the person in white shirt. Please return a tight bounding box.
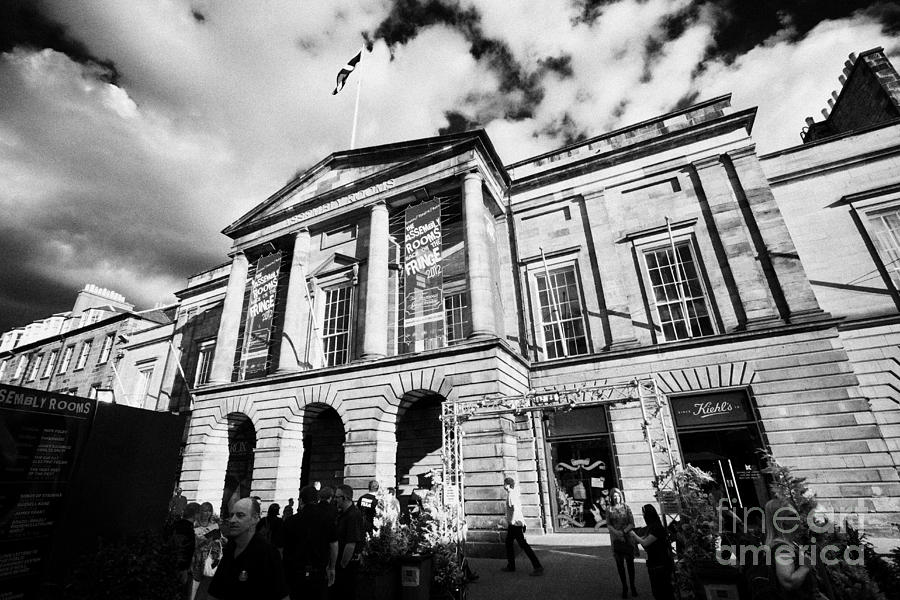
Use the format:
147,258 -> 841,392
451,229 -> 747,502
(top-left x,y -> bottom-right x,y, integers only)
500,477 -> 544,576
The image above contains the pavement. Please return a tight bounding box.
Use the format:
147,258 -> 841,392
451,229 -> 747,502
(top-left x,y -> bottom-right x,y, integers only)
465,532 -> 652,600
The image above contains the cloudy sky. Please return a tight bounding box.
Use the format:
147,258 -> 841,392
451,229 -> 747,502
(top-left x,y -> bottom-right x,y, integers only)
0,0 -> 897,332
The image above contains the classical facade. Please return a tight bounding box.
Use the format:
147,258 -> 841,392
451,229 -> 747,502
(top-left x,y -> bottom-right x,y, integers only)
178,48 -> 900,553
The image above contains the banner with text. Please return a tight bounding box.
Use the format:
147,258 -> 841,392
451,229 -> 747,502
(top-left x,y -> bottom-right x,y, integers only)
241,252 -> 282,379
403,199 -> 444,351
0,384 -> 96,599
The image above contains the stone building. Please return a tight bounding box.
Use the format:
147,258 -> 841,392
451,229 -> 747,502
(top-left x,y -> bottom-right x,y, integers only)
176,47 -> 900,552
0,284 -> 176,408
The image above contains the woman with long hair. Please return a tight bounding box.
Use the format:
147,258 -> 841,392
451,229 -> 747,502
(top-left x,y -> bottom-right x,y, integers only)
763,498 -> 822,599
190,501 -> 221,600
598,488 -> 638,598
630,504 -> 674,600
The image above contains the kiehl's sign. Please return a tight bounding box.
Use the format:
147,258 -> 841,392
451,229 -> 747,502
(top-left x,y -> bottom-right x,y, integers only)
671,391 -> 752,427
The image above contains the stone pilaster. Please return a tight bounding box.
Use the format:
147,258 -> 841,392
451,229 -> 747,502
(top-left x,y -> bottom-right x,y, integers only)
179,440 -> 229,508
463,171 -> 497,338
210,252 -> 249,384
342,428 -> 398,496
363,203 -> 389,359
249,442 -> 304,505
726,146 -> 827,322
582,190 -> 639,348
278,229 -> 312,373
693,156 -> 780,328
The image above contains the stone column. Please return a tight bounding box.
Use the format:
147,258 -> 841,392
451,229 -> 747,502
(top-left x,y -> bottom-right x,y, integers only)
726,146 -> 826,322
278,229 -> 312,373
363,202 -> 389,359
463,171 -> 497,338
209,252 -> 249,384
693,156 -> 780,327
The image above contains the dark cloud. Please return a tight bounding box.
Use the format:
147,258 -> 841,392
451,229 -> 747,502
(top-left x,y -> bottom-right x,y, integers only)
370,0 -> 479,49
538,55 -> 574,78
0,0 -> 119,83
191,10 -> 206,23
438,110 -> 481,135
539,113 -> 588,147
571,0 -> 618,26
673,90 -> 701,112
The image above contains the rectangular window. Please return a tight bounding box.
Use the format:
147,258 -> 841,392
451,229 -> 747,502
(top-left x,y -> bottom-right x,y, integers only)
0,359 -> 7,379
13,355 -> 28,380
74,340 -> 93,370
26,355 -> 43,382
866,207 -> 900,288
194,340 -> 216,386
643,242 -> 715,341
535,267 -> 589,359
98,333 -> 114,364
58,345 -> 75,374
42,350 -> 58,378
444,292 -> 468,343
133,364 -> 155,408
322,285 -> 353,367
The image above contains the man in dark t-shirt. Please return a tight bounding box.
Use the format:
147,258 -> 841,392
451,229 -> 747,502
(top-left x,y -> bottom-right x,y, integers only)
208,497 -> 289,600
356,480 -> 380,534
282,485 -> 338,600
333,485 -> 365,600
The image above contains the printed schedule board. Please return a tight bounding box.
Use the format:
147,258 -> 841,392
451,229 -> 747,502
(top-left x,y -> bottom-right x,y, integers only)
0,384 -> 96,600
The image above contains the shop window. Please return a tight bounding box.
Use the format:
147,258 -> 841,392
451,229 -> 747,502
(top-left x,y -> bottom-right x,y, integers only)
74,339 -> 93,370
544,406 -> 618,530
42,350 -> 58,378
671,390 -> 768,511
58,345 -> 75,374
26,354 -> 42,382
194,339 -> 216,386
534,266 -> 589,359
641,241 -> 715,341
322,284 -> 353,367
97,333 -> 115,364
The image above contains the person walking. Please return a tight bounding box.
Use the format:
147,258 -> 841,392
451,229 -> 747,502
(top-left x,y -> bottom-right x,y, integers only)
282,485 -> 338,600
601,488 -> 638,598
500,477 -> 544,576
630,504 -> 674,600
282,498 -> 294,520
333,485 -> 365,600
207,497 -> 289,600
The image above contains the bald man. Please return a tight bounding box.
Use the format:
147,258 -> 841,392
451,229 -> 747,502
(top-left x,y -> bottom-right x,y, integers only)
208,497 -> 289,600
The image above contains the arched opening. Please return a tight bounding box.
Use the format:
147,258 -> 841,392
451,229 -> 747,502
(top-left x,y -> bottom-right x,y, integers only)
221,412 -> 256,518
395,391 -> 444,511
300,404 -> 345,488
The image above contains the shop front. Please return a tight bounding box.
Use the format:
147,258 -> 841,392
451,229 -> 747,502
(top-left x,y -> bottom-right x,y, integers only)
544,405 -> 619,530
670,389 -> 769,512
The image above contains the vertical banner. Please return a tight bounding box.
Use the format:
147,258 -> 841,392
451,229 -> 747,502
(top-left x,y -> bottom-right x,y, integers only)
403,199 -> 444,351
241,252 -> 282,379
0,384 -> 96,600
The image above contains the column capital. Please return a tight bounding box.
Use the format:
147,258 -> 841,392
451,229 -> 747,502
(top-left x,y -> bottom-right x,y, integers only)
464,169 -> 483,182
369,201 -> 388,212
726,145 -> 758,161
692,154 -> 723,171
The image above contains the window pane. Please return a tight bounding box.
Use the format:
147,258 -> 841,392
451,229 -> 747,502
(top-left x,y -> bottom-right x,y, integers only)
535,267 -> 588,359
644,242 -> 714,342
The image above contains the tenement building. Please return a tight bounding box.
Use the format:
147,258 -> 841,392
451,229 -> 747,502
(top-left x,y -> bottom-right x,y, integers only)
179,49 -> 900,549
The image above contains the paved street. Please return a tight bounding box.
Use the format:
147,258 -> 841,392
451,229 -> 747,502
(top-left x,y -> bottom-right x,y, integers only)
466,533 -> 653,600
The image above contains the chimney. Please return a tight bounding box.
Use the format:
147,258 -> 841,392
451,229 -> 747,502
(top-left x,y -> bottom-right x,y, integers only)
848,52 -> 857,63
804,117 -> 815,127
831,90 -> 839,102
827,98 -> 835,109
839,74 -> 847,85
821,108 -> 830,119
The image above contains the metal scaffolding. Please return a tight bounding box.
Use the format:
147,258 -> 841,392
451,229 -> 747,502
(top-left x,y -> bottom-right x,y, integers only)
440,377 -> 679,529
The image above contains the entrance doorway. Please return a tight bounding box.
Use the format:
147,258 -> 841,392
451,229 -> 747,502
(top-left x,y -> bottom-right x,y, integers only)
544,406 -> 618,531
300,404 -> 345,488
222,412 -> 255,518
396,393 -> 443,512
671,389 -> 769,511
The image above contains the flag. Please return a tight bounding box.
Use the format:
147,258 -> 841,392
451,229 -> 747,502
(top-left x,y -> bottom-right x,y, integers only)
332,49 -> 362,95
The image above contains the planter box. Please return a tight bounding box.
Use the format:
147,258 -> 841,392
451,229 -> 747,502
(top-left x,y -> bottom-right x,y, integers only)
690,560 -> 746,600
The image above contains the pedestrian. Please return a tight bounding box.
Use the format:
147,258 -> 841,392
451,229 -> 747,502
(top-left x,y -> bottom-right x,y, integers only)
383,487 -> 401,523
170,486 -> 189,520
630,504 -> 674,600
356,480 -> 380,534
207,497 -> 289,600
282,498 -> 294,520
756,498 -> 823,599
190,501 -> 222,600
318,485 -> 338,524
601,488 -> 638,598
257,503 -> 284,553
332,484 -> 365,600
500,477 -> 543,576
282,485 -> 338,600
173,502 -> 198,599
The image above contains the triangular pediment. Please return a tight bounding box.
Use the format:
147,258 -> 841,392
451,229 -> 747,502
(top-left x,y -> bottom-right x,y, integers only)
309,252 -> 359,278
224,129 -> 509,238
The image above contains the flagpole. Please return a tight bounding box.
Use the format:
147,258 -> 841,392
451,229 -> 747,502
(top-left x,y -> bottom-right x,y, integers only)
350,51 -> 363,149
